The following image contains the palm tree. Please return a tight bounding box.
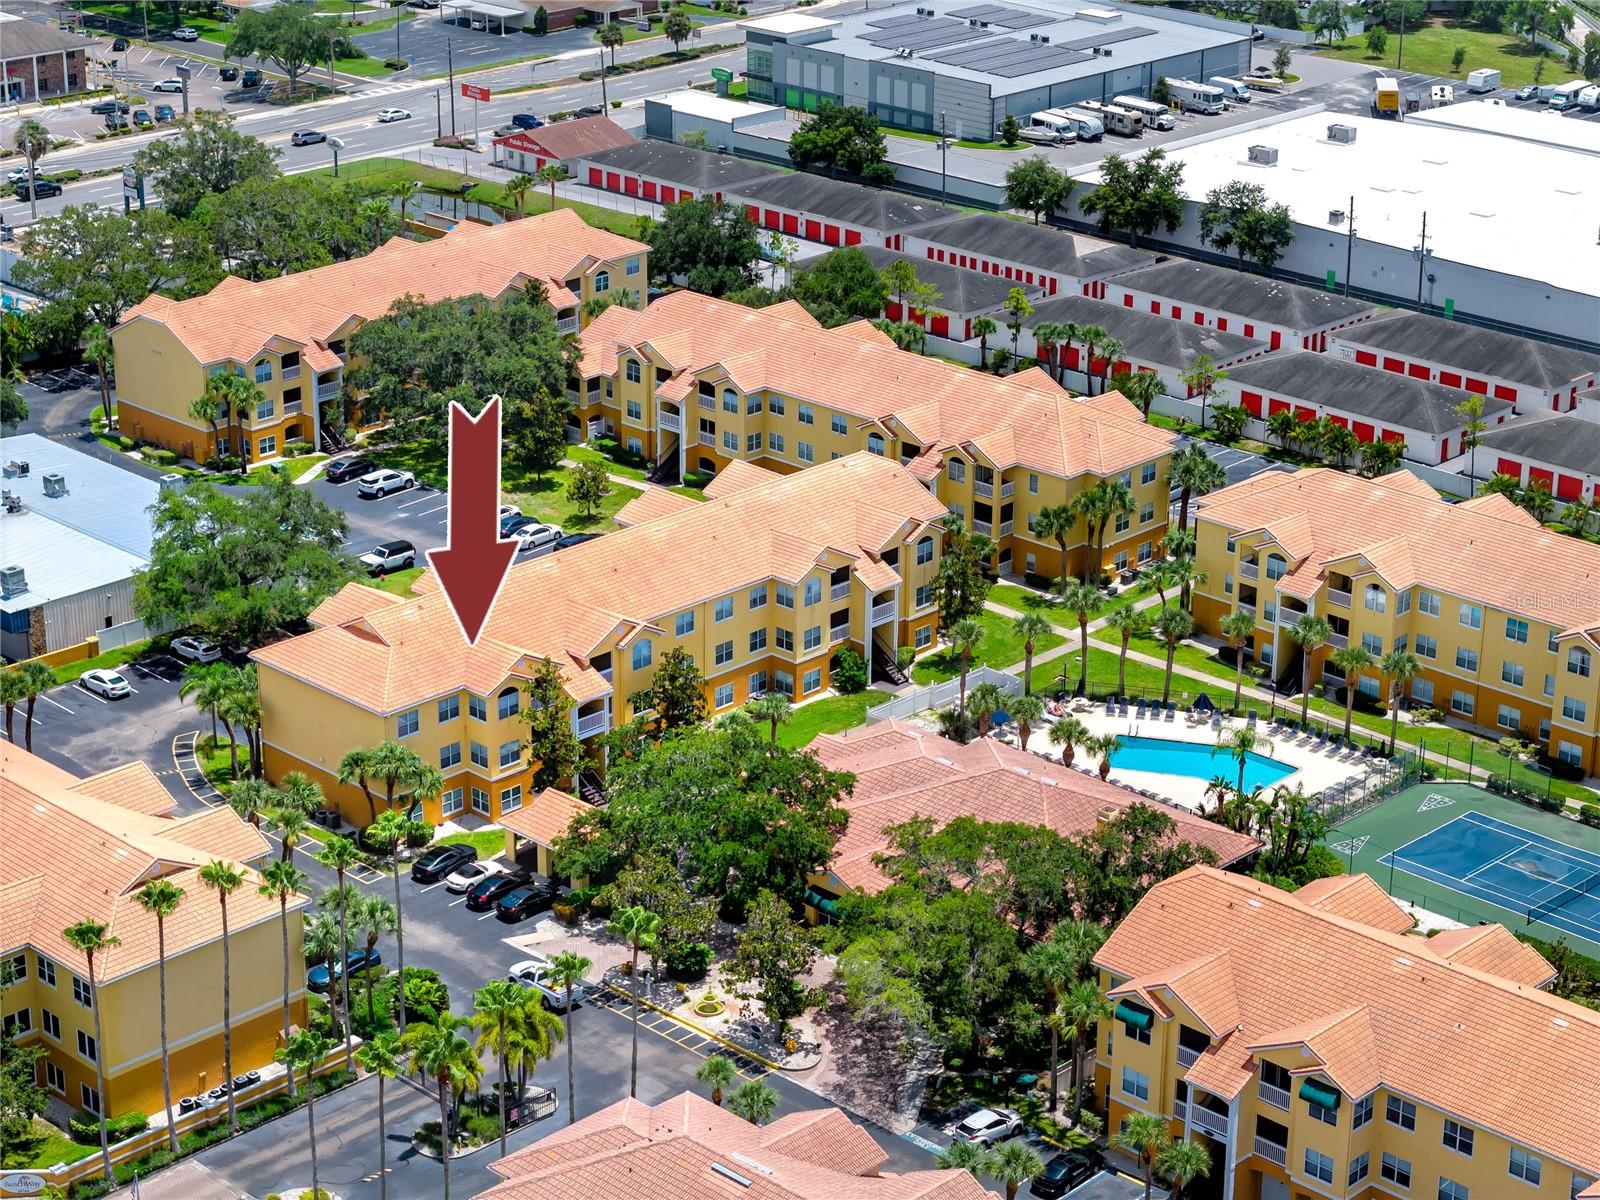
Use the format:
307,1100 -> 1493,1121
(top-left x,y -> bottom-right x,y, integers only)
1220,610 -> 1255,715
1181,353 -> 1227,431
13,116 -> 50,220
1266,408 -> 1301,454
502,172 -> 533,217
1169,443 -> 1227,534
1074,479 -> 1134,583
1010,693 -> 1045,749
223,777 -> 273,830
971,315 -> 998,369
1217,725 -> 1272,793
1110,368 -> 1163,418
1049,715 -> 1089,767
1151,605 -> 1196,705
1287,615 -> 1333,726
199,860 -> 246,1133
355,1030 -> 404,1200
258,861 -> 306,1091
368,739 -> 433,821
276,1029 -> 333,1199
0,669 -> 23,746
1331,644 -> 1376,740
535,162 -> 565,210
696,1053 -> 738,1107
727,1079 -> 780,1125
1023,938 -> 1076,1113
336,746 -> 377,824
349,891 -> 398,1026
279,771 -> 324,816
1560,497 -> 1593,537
502,989 -> 563,1100
272,802 -> 312,863
1168,557 -> 1208,613
596,16 -> 624,69
1101,606 -> 1146,699
180,661 -> 230,747
1033,505 -> 1079,595
546,951 -> 590,1124
1060,580 -> 1102,696
63,920 -> 121,1182
369,806 -> 427,1032
3,661 -> 54,753
134,880 -> 184,1153
1014,612 -> 1053,695
967,680 -> 1007,736
946,616 -> 986,715
935,1138 -> 987,1173
1088,731 -> 1121,779
1057,320 -> 1088,388
404,1014 -> 482,1200
1111,1112 -> 1171,1200
1379,648 -> 1420,752
1094,337 -> 1125,396
1059,978 -> 1111,1121
1077,325 -> 1106,394
607,905 -> 661,1098
748,691 -> 792,743
472,979 -> 526,1159
83,322 -> 115,417
987,1140 -> 1046,1200
316,835 -> 362,1069
1155,1137 -> 1212,1200
222,664 -> 264,776
1034,320 -> 1069,381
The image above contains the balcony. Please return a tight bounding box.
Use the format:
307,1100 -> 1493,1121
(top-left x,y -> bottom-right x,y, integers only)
315,381 -> 340,403
1189,1106 -> 1229,1139
1326,588 -> 1352,607
699,433 -> 716,447
973,519 -> 993,536
659,411 -> 682,432
1253,1137 -> 1288,1167
831,580 -> 851,602
1240,561 -> 1260,579
598,667 -> 614,685
575,711 -> 609,739
1177,1046 -> 1200,1068
1000,480 -> 1015,498
557,313 -> 579,334
871,600 -> 897,625
1278,610 -> 1306,629
974,479 -> 994,498
830,623 -> 850,644
1257,1081 -> 1290,1111
282,365 -> 301,381
282,401 -> 303,416
699,396 -> 716,410
1326,631 -> 1348,649
999,521 -> 1014,537
1173,1101 -> 1187,1124
1237,603 -> 1256,618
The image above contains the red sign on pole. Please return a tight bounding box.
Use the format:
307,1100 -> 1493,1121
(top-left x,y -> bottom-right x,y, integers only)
461,83 -> 490,101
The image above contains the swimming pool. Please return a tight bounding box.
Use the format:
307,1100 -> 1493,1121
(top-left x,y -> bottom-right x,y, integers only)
1109,735 -> 1296,791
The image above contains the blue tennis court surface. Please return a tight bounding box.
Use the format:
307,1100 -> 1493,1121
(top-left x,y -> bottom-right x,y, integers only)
1381,810 -> 1600,944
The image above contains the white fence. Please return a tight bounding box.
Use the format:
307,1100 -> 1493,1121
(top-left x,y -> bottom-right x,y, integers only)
866,666 -> 1022,722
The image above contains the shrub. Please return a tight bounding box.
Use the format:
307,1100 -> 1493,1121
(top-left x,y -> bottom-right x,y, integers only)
461,1108 -> 501,1144
300,1191 -> 332,1200
406,821 -> 434,848
143,447 -> 179,466
831,646 -> 868,694
70,1108 -> 147,1144
1581,803 -> 1600,828
403,968 -> 450,1024
664,940 -> 713,980
1538,793 -> 1565,812
681,469 -> 713,489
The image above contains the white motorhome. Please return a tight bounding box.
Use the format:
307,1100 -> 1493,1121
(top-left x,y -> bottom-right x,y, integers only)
1167,79 -> 1225,115
1550,79 -> 1589,109
1078,99 -> 1143,136
1027,109 -> 1077,140
1465,67 -> 1499,93
1115,94 -> 1177,130
1577,84 -> 1600,111
1055,107 -> 1105,141
1208,77 -> 1252,102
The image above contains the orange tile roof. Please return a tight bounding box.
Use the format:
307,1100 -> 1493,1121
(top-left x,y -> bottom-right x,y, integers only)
1097,866 -> 1600,1174
807,721 -> 1259,893
579,291 -> 1178,480
255,454 -> 947,713
1292,873 -> 1412,933
1420,924 -> 1556,989
0,743 -> 297,984
613,487 -> 701,527
309,580 -> 404,628
55,761 -> 177,817
499,787 -> 590,849
1197,467 -> 1600,635
116,209 -> 647,366
483,1091 -> 986,1200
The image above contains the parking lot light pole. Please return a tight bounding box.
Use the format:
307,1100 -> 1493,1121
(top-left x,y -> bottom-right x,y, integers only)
435,87 -> 443,137
447,38 -> 457,135
599,50 -> 608,109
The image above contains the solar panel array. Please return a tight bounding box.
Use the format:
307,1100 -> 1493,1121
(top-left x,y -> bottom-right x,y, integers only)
945,4 -> 1052,29
1053,24 -> 1155,50
860,15 -> 983,51
858,8 -> 1158,79
922,36 -> 1092,77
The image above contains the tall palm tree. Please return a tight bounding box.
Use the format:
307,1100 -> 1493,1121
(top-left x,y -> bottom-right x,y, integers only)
535,163 -> 565,211
548,950 -> 591,1124
258,861 -> 307,1093
226,777 -> 276,829
1049,715 -> 1089,767
199,860 -> 246,1133
405,1014 -> 482,1200
0,669 -> 24,746
971,315 -> 998,369
606,905 -> 661,1098
502,990 -> 563,1099
596,16 -> 624,69
1111,368 -> 1163,419
1168,557 -> 1208,613
368,739 -> 433,820
1219,610 -> 1256,715
1181,353 -> 1227,432
134,880 -> 185,1153
5,661 -> 54,753
13,116 -> 50,220
946,616 -> 986,715
62,920 -> 121,1182
1059,978 -> 1111,1122
967,680 -> 1007,736
1104,606 -> 1147,699
1078,325 -> 1106,395
369,805 -> 430,1033
696,1053 -> 738,1107
1330,644 -> 1376,740
1217,725 -> 1273,794
220,664 -> 263,777
1023,938 -> 1076,1113
83,322 -> 115,417
1034,320 -> 1069,381
355,1030 -> 404,1200
1074,479 -> 1134,583
1014,612 -> 1053,694
316,835 -> 363,1069
1088,731 -> 1122,779
1380,648 -> 1420,752
180,661 -> 230,747
1151,605 -> 1196,705
276,1030 -> 334,1200
1287,615 -> 1333,726
471,979 -> 526,1159
1168,443 -> 1227,535
1155,1137 -> 1212,1200
1010,692 -> 1045,749
935,1138 -> 987,1173
336,746 -> 377,825
1094,337 -> 1125,396
988,1140 -> 1046,1200
1060,580 -> 1102,697
502,172 -> 533,217
272,803 -> 312,863
1111,1111 -> 1171,1200
1057,320 -> 1088,388
727,1079 -> 780,1125
747,691 -> 792,744
349,890 -> 398,1026
1033,504 -> 1078,596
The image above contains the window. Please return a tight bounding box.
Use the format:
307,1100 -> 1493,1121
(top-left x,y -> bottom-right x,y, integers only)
1308,1097 -> 1337,1126
866,433 -> 885,456
257,436 -> 276,457
1113,551 -> 1129,571
468,695 -> 487,721
1563,696 -> 1587,722
1118,471 -> 1132,488
470,742 -> 488,768
675,610 -> 695,637
1452,689 -> 1475,716
594,271 -> 610,293
497,688 -> 520,719
1304,1150 -> 1334,1184
1386,1096 -> 1416,1130
440,787 -> 463,816
1503,661 -> 1525,687
78,1030 -> 97,1061
81,1084 -> 101,1115
499,785 -> 522,812
3,1009 -> 30,1036
73,976 -> 92,1009
831,413 -> 848,435
1439,1179 -> 1469,1200
1114,511 -> 1130,534
45,1061 -> 65,1094
714,683 -> 734,708
747,393 -> 762,415
1224,573 -> 1234,595
1381,1153 -> 1412,1188
42,1009 -> 59,1039
776,583 -> 794,609
1029,472 -> 1039,493
1413,678 -> 1434,704
6,953 -> 24,982
397,708 -> 419,737
1352,1095 -> 1373,1129
38,957 -> 54,987
631,638 -> 653,670
1349,1152 -> 1370,1186
1138,541 -> 1153,564
1443,1120 -> 1474,1156
1266,555 -> 1287,580
1497,705 -> 1521,731
1568,647 -> 1591,676
715,640 -> 734,666
1456,647 -> 1478,672
1459,603 -> 1482,629
1362,632 -> 1384,656
1139,502 -> 1155,525
948,459 -> 966,483
1509,1149 -> 1542,1186
715,596 -> 734,622
723,431 -> 738,452
471,787 -> 490,814
255,398 -> 274,423
774,670 -> 794,696
1141,462 -> 1157,484
625,359 -> 641,384
803,577 -> 822,606
1506,617 -> 1529,644
498,740 -> 521,768
626,256 -> 640,276
798,441 -> 814,463
438,696 -> 460,722
798,403 -> 814,425
626,399 -> 642,421
917,536 -> 934,565
1364,584 -> 1387,613
746,432 -> 763,453
626,436 -> 642,456
770,433 -> 785,453
1558,740 -> 1583,766
915,584 -> 932,608
750,628 -> 768,653
1121,1068 -> 1149,1102
748,670 -> 768,696
1420,591 -> 1441,617
749,585 -> 768,609
775,628 -> 793,652
1550,631 -> 1561,653
804,625 -> 822,651
770,394 -> 785,416
915,625 -> 932,649
802,667 -> 822,693
253,359 -> 272,383
1545,673 -> 1556,697
1397,590 -> 1412,614
1417,634 -> 1438,659
439,742 -> 461,769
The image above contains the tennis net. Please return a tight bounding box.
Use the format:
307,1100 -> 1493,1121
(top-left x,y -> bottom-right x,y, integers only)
1526,866 -> 1600,925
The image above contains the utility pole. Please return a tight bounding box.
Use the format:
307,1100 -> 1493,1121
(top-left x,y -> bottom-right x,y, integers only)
435,88 -> 443,137
938,110 -> 948,206
599,50 -> 609,110
1413,211 -> 1430,309
1396,1 -> 1405,70
1343,193 -> 1356,297
24,133 -> 37,222
447,37 -> 457,135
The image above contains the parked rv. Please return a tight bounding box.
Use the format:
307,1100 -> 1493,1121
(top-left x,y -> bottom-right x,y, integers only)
1577,84 -> 1600,111
1464,67 -> 1499,93
1531,83 -> 1557,103
1027,109 -> 1078,141
1167,79 -> 1225,115
1549,79 -> 1589,110
1115,94 -> 1176,130
1430,84 -> 1454,106
1208,77 -> 1252,102
1060,107 -> 1106,141
1079,99 -> 1143,136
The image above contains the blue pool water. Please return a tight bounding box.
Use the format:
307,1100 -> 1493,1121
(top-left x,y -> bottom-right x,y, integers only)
1109,735 -> 1296,791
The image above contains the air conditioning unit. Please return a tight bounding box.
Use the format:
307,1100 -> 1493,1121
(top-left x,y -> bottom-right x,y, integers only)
0,565 -> 26,598
2,460 -> 27,478
1327,123 -> 1357,144
1329,209 -> 1346,226
0,490 -> 19,514
41,472 -> 66,497
969,18 -> 980,26
1247,144 -> 1278,166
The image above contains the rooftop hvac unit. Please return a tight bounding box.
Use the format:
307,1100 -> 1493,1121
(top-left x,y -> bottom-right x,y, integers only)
1329,209 -> 1345,225
915,6 -> 933,15
1029,32 -> 1050,42
41,472 -> 66,497
1247,144 -> 1278,166
1327,123 -> 1357,143
0,491 -> 20,514
2,460 -> 27,478
0,565 -> 26,598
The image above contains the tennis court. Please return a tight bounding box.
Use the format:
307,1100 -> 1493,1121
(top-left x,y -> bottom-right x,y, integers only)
1326,782 -> 1600,957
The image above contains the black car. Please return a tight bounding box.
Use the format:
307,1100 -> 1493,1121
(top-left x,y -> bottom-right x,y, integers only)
574,104 -> 604,118
465,872 -> 530,912
112,37 -> 130,50
410,843 -> 477,883
105,113 -> 129,130
1031,1149 -> 1104,1198
133,109 -> 154,128
89,98 -> 129,115
553,531 -> 600,552
15,180 -> 63,199
324,457 -> 376,484
241,68 -> 263,88
499,511 -> 533,537
155,104 -> 176,122
219,64 -> 239,81
496,883 -> 557,923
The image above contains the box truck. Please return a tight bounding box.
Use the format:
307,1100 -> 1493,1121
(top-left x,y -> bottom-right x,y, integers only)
1550,79 -> 1589,110
1115,94 -> 1177,130
1167,79 -> 1225,115
1079,99 -> 1143,136
1373,77 -> 1400,118
1465,67 -> 1499,93
1209,77 -> 1252,102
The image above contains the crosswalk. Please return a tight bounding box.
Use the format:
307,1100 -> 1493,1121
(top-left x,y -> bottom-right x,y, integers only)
589,986 -> 772,1081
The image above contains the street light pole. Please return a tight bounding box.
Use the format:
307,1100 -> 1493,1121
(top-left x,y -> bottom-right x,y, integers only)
1343,193 -> 1356,297
599,50 -> 609,109
447,37 -> 457,135
938,110 -> 948,206
435,87 -> 443,137
1414,211 -> 1429,310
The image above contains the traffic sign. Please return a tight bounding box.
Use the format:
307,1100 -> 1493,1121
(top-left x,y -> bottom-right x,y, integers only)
461,82 -> 490,102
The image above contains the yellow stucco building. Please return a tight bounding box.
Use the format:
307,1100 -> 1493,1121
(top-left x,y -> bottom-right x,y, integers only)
0,744 -> 306,1122
1190,468 -> 1600,774
110,209 -> 649,465
1096,865 -> 1599,1200
574,291 -> 1180,584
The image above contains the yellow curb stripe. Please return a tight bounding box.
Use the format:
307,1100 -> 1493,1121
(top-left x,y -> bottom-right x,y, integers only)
604,983 -> 785,1072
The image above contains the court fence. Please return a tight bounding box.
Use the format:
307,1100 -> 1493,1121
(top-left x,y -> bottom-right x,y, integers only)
1313,751 -> 1424,825
1412,738 -> 1560,806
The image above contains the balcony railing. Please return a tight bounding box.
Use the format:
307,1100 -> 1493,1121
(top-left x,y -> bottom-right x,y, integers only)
556,315 -> 579,334
1173,1102 -> 1187,1124
659,411 -> 682,432
1177,1046 -> 1201,1068
973,519 -> 993,536
871,601 -> 897,625
1253,1137 -> 1288,1167
830,624 -> 850,644
830,580 -> 851,602
1000,480 -> 1015,498
1189,1106 -> 1229,1139
282,401 -> 303,416
699,396 -> 716,410
1326,631 -> 1349,649
1257,1081 -> 1290,1110
315,382 -> 340,402
575,711 -> 609,739
974,479 -> 994,498
1240,561 -> 1260,579
1326,588 -> 1352,607
281,365 -> 301,381
699,433 -> 716,447
1278,610 -> 1306,628
999,521 -> 1014,537
1238,603 -> 1256,618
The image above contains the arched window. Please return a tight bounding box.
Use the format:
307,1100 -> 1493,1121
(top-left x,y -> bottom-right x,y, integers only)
631,637 -> 653,671
496,687 -> 520,720
1569,646 -> 1592,677
1265,554 -> 1288,581
594,271 -> 610,293
867,433 -> 885,456
916,536 -> 934,565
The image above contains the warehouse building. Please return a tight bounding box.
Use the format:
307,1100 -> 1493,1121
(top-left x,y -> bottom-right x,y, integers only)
860,244 -> 1043,339
735,171 -> 961,249
738,2 -> 1249,141
492,115 -> 635,176
1478,412 -> 1600,501
576,139 -> 783,205
906,212 -> 1152,298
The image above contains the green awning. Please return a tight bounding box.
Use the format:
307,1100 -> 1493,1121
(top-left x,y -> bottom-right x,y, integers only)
1114,1000 -> 1154,1031
1299,1079 -> 1340,1109
803,887 -> 839,915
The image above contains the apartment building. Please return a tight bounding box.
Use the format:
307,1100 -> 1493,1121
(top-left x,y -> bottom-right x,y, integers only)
110,210 -> 648,464
0,744 -> 300,1120
575,290 -> 1180,583
1189,468 -> 1600,772
1095,865 -> 1599,1200
251,453 -> 947,827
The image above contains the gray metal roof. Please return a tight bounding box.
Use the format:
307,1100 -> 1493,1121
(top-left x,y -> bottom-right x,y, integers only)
1022,293 -> 1265,369
735,171 -> 961,232
1104,260 -> 1376,330
579,141 -> 784,191
916,213 -> 1154,279
0,512 -> 145,612
1226,351 -> 1513,435
1479,412 -> 1600,476
1333,311 -> 1600,394
0,15 -> 89,61
0,434 -> 158,559
859,245 -> 1039,314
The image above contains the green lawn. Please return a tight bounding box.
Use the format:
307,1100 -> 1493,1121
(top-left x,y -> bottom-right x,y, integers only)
1315,18 -> 1569,87
52,639 -> 152,685
373,566 -> 424,597
891,128 -> 1027,152
245,453 -> 328,484
567,443 -> 648,483
312,157 -> 474,194
912,607 -> 1064,683
988,580 -> 1155,621
774,690 -> 891,748
667,485 -> 710,502
2,1117 -> 89,1171
335,54 -> 400,77
464,180 -> 649,239
436,828 -> 510,858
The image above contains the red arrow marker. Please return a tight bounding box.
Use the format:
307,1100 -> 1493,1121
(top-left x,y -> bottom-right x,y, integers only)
428,396 -> 518,646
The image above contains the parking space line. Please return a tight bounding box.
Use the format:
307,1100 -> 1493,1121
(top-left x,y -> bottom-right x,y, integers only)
38,692 -> 74,715
77,686 -> 111,705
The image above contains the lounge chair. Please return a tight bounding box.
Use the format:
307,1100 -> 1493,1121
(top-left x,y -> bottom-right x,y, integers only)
1165,702 -> 1177,721
1246,711 -> 1258,727
1118,700 -> 1129,717
1105,699 -> 1115,716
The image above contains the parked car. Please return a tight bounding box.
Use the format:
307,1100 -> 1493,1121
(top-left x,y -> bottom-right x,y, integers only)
151,77 -> 185,93
13,179 -> 63,199
241,68 -> 263,87
5,167 -> 28,185
574,104 -> 604,118
291,128 -> 326,145
154,104 -> 176,122
509,955 -> 588,1008
307,946 -> 381,992
510,113 -> 544,129
356,468 -> 415,497
104,113 -> 129,130
1031,1149 -> 1105,1198
512,522 -> 562,553
89,98 -> 129,114
111,36 -> 129,50
553,531 -> 601,552
219,64 -> 239,81
499,511 -> 533,537
171,635 -> 222,663
173,26 -> 199,40
950,1107 -> 1024,1146
410,842 -> 477,883
493,123 -> 520,138
444,858 -> 510,893
80,669 -> 132,699
132,108 -> 153,128
1515,83 -> 1539,100
324,456 -> 376,484
496,882 -> 557,923
465,873 -> 532,911
377,107 -> 412,123
358,539 -> 417,575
